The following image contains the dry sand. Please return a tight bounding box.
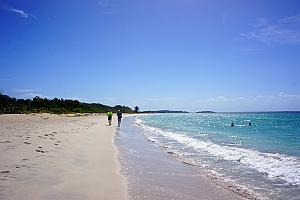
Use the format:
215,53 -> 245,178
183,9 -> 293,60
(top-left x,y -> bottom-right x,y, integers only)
0,114 -> 127,200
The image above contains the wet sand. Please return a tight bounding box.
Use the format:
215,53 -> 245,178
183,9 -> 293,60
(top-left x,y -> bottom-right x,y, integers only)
116,116 -> 244,200
0,114 -> 127,200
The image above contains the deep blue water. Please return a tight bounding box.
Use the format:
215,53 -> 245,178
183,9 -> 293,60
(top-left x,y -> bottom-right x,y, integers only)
136,112 -> 300,199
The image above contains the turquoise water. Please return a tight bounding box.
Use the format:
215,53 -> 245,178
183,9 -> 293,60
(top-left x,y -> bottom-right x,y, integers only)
137,112 -> 300,199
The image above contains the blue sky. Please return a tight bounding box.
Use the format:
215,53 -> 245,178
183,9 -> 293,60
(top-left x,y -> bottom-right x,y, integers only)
0,0 -> 300,112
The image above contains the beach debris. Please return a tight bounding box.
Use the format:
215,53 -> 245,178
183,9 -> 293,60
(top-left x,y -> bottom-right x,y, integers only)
0,171 -> 10,173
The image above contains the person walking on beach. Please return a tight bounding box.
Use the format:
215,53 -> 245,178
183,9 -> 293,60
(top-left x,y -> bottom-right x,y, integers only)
107,110 -> 113,126
117,110 -> 122,127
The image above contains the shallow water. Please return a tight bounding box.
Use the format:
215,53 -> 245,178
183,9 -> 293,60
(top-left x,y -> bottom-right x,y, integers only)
137,112 -> 300,199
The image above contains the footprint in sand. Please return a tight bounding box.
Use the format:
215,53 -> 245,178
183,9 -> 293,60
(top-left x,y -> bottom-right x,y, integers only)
0,171 -> 10,180
15,164 -> 30,169
24,141 -> 31,144
38,135 -> 47,139
36,149 -> 45,153
0,141 -> 12,144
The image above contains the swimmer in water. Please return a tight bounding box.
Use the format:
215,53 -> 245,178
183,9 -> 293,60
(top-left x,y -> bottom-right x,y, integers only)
231,122 -> 234,127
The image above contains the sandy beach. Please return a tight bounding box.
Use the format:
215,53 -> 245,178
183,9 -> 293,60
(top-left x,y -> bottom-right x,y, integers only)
1,113 -> 251,200
0,114 -> 127,200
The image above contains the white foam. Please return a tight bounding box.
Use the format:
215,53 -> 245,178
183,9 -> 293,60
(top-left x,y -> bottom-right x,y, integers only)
135,118 -> 300,185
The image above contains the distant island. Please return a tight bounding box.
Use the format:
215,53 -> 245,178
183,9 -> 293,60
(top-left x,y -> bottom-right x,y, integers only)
196,111 -> 216,113
141,110 -> 189,113
0,93 -> 134,114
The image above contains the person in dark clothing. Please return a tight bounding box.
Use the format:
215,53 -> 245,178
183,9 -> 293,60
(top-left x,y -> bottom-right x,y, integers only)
117,110 -> 122,127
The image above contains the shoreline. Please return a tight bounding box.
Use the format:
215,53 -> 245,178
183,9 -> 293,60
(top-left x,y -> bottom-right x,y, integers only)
116,116 -> 246,200
0,114 -> 127,200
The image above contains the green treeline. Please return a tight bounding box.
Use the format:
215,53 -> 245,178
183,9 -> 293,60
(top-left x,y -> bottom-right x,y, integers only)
0,93 -> 134,114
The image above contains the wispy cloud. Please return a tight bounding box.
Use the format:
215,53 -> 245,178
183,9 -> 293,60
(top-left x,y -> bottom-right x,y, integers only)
198,93 -> 300,111
72,93 -> 300,112
13,89 -> 91,102
13,88 -> 36,93
241,14 -> 300,45
12,88 -> 45,99
144,97 -> 178,102
97,0 -> 119,14
239,47 -> 261,52
0,77 -> 13,82
279,13 -> 300,24
1,4 -> 35,19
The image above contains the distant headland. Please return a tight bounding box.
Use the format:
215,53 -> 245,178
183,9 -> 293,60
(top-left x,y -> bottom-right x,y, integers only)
196,111 -> 216,113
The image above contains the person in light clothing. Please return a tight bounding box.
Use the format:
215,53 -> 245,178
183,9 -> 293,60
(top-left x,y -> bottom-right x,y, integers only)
107,110 -> 113,126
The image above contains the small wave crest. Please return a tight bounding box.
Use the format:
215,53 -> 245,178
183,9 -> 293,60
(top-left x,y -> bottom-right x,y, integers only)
135,117 -> 300,185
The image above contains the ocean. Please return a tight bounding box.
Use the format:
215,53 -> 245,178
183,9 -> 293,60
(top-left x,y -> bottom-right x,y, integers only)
135,112 -> 300,199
